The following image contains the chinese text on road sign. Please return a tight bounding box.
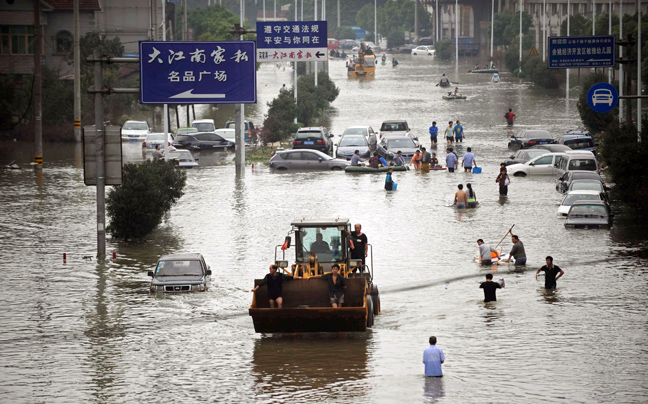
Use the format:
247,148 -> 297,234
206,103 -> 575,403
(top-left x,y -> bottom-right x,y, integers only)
139,41 -> 257,104
256,21 -> 328,62
547,35 -> 615,69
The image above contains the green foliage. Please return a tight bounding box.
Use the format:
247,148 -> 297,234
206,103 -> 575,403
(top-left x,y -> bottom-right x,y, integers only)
188,4 -> 240,41
107,160 -> 187,240
42,66 -> 74,125
435,39 -> 453,61
334,26 -> 357,40
577,73 -> 618,133
491,12 -> 532,49
560,14 -> 592,36
599,121 -> 648,214
525,56 -> 564,88
261,73 -> 339,144
0,74 -> 31,131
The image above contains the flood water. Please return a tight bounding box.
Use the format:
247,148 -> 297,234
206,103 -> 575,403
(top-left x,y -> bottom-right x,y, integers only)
1,55 -> 648,403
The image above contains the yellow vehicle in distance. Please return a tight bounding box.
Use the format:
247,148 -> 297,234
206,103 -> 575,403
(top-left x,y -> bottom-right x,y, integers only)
347,44 -> 376,79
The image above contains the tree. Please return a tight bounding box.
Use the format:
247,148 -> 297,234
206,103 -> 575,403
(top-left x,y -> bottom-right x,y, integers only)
356,0 -> 432,47
188,4 -> 241,41
107,160 -> 187,240
560,14 -> 592,36
435,39 -> 453,61
334,26 -> 357,40
492,12 -> 532,49
523,56 -> 564,88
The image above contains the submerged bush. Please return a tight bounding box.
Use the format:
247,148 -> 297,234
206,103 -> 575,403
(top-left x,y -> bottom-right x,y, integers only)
107,160 -> 187,240
577,73 -> 619,133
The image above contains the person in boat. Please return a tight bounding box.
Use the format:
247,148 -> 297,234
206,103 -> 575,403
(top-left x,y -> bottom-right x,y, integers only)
502,233 -> 527,266
309,263 -> 347,308
477,239 -> 500,265
368,152 -> 383,168
410,150 -> 422,171
350,150 -> 365,166
439,76 -> 450,86
310,233 -> 331,254
392,150 -> 405,166
382,54 -> 387,63
330,49 -> 336,57
251,264 -> 295,309
474,64 -> 480,70
466,183 -> 477,208
453,87 -> 459,96
341,50 -> 347,58
385,168 -> 395,190
454,184 -> 468,209
392,58 -> 399,67
431,152 -> 439,167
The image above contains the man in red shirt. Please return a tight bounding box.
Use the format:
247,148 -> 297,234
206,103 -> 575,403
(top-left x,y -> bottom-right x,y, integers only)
505,108 -> 516,126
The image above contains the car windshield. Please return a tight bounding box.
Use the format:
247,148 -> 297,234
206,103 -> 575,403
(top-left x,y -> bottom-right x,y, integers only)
296,131 -> 323,140
343,127 -> 368,136
297,227 -> 345,263
193,123 -> 214,132
568,205 -> 608,219
147,134 -> 167,141
381,122 -> 407,131
562,194 -> 600,205
339,136 -> 367,147
570,181 -> 603,191
568,158 -> 597,171
123,122 -> 148,130
572,172 -> 601,181
155,260 -> 203,276
388,138 -> 416,148
564,138 -> 594,149
177,128 -> 197,135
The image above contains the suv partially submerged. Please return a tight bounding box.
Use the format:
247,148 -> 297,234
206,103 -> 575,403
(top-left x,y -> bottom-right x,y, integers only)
379,120 -> 411,139
148,253 -> 212,293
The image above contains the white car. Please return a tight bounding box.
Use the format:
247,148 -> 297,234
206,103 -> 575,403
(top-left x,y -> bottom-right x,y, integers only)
121,120 -> 150,142
191,119 -> 216,133
342,126 -> 377,138
142,132 -> 174,151
167,149 -> 199,169
507,152 -> 567,176
411,46 -> 434,56
558,190 -> 606,217
592,89 -> 614,106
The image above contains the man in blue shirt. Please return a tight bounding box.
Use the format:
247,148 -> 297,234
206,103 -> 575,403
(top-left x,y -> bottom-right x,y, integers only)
423,336 -> 445,377
462,147 -> 476,172
429,121 -> 439,145
445,147 -> 458,172
453,120 -> 464,142
350,150 -> 364,167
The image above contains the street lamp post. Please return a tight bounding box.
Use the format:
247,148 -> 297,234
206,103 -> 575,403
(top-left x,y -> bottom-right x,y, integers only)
566,0 -> 570,100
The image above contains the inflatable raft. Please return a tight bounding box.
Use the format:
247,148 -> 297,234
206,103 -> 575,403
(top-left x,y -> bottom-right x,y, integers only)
469,68 -> 499,74
443,94 -> 467,100
345,166 -> 409,173
474,253 -> 510,264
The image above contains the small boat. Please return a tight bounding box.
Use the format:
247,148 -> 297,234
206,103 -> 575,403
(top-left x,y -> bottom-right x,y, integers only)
381,62 -> 387,66
473,253 -> 510,264
469,68 -> 499,74
430,166 -> 447,170
2,161 -> 20,169
443,94 -> 467,100
438,78 -> 451,87
345,165 -> 409,173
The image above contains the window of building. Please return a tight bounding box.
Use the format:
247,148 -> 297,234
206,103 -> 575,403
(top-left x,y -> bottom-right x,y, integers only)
552,3 -> 558,15
0,25 -> 35,55
56,30 -> 72,54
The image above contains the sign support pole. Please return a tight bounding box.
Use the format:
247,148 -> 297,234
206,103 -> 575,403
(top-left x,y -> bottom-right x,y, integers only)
566,0 -> 570,100
519,0 -> 523,75
490,0 -> 494,59
619,0 -> 623,121
638,2 -> 642,140
162,0 -> 169,161
608,0 -> 612,82
93,49 -> 106,258
74,0 -> 82,143
314,0 -> 318,87
543,0 -> 546,62
235,0 -> 245,174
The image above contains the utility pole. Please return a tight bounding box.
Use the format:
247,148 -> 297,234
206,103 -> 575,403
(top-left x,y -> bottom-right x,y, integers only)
490,0 -> 494,59
74,0 -> 81,143
455,0 -> 458,67
543,0 -> 546,62
436,0 -> 439,43
638,2 -> 642,140
414,0 -> 419,43
619,0 -> 623,121
294,0 -> 298,124
566,0 -> 570,100
337,0 -> 340,27
519,0 -> 522,74
234,0 -> 246,174
93,49 -> 106,258
34,0 -> 43,170
162,0 -> 169,161
374,0 -> 377,45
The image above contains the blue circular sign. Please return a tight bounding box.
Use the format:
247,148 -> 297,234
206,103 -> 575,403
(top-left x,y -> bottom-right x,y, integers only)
587,82 -> 618,113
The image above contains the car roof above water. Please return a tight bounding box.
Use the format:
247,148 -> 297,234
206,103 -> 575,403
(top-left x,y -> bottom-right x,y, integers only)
158,253 -> 205,262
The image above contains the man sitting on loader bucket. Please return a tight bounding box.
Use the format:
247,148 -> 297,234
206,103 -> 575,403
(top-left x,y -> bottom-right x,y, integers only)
251,265 -> 296,308
308,264 -> 347,308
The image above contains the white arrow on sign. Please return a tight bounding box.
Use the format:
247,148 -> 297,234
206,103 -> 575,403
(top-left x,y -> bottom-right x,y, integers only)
587,58 -> 612,62
169,89 -> 226,99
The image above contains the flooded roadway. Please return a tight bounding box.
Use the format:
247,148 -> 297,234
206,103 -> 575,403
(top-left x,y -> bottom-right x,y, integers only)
1,55 -> 648,403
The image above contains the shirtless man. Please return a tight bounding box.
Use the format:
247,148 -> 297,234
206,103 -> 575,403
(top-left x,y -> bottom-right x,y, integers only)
454,184 -> 468,209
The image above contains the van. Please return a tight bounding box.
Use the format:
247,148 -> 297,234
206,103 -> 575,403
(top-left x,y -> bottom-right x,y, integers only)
191,119 -> 216,133
225,120 -> 255,143
556,151 -> 599,176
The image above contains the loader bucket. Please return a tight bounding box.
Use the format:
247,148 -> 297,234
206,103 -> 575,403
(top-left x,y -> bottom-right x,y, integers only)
249,277 -> 368,333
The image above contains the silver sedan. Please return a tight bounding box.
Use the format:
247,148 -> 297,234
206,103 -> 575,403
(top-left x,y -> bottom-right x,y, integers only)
269,149 -> 350,171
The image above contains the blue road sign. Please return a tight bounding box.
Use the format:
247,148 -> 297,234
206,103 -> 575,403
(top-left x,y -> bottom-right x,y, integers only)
548,35 -> 615,69
139,41 -> 256,104
256,21 -> 328,62
587,82 -> 618,113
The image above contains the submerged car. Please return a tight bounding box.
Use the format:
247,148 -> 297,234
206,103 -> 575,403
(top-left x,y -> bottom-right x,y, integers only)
411,46 -> 434,56
557,190 -> 607,217
564,201 -> 612,229
172,132 -> 234,151
337,134 -> 370,159
377,135 -> 418,160
142,132 -> 174,151
508,130 -> 556,150
191,119 -> 216,133
167,149 -> 199,168
556,171 -> 605,193
558,131 -> 597,153
292,127 -> 334,156
270,149 -> 349,170
507,152 -> 566,176
121,120 -> 150,142
379,120 -> 411,139
148,253 -> 212,293
503,149 -> 549,166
